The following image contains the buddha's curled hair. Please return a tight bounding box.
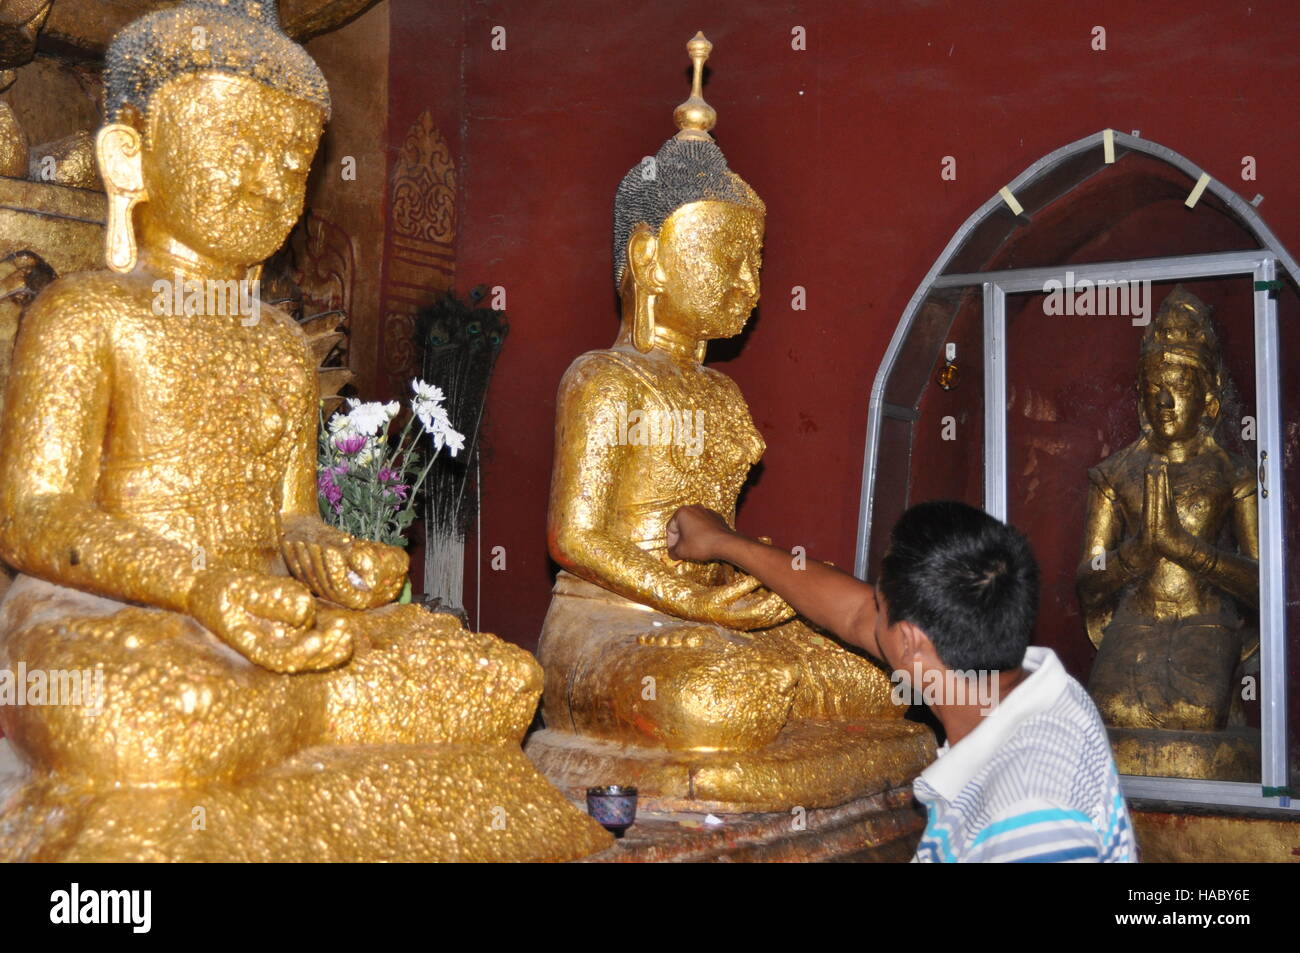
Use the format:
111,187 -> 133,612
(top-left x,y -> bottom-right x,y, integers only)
104,0 -> 330,135
612,137 -> 764,289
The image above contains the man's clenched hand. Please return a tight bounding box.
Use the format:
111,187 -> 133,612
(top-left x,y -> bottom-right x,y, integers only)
666,505 -> 737,562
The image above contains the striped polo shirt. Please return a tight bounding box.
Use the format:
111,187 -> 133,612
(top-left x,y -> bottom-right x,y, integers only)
912,646 -> 1136,863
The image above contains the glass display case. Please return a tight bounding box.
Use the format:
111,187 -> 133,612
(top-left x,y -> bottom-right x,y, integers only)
855,130 -> 1295,809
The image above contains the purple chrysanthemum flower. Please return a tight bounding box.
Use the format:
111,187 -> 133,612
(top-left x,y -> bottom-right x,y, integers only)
334,435 -> 367,455
317,472 -> 343,508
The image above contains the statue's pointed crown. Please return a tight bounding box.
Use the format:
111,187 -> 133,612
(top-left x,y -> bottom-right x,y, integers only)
1141,285 -> 1220,377
612,32 -> 764,288
104,0 -> 330,134
1136,285 -> 1228,435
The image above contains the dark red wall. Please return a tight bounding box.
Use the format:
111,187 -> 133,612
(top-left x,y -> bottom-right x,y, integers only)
393,0 -> 1300,672
382,0 -> 465,386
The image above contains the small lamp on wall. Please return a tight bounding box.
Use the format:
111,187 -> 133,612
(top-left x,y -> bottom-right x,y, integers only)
936,341 -> 959,391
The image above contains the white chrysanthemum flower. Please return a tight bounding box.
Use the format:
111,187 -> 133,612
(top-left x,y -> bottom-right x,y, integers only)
413,399 -> 451,435
327,412 -> 355,436
423,407 -> 465,456
443,427 -> 466,457
410,379 -> 453,438
345,399 -> 398,437
412,379 -> 445,405
355,441 -> 379,466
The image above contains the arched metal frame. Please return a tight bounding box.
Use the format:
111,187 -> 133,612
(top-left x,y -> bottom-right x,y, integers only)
854,130 -> 1292,810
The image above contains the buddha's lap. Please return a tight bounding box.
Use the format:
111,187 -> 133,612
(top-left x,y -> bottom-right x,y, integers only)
540,586 -> 895,719
0,576 -> 541,781
0,580 -> 318,782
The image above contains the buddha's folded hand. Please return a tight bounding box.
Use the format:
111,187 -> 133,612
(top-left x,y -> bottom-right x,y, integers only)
281,533 -> 409,610
186,568 -> 356,673
680,573 -> 796,631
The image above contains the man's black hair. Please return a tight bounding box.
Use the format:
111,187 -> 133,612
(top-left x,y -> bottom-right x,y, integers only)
878,500 -> 1039,671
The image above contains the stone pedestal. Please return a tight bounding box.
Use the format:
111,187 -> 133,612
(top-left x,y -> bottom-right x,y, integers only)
1132,801 -> 1300,862
526,718 -> 935,814
581,784 -> 926,863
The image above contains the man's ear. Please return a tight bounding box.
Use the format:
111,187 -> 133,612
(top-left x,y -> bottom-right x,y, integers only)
96,123 -> 147,273
626,223 -> 665,295
898,620 -> 939,665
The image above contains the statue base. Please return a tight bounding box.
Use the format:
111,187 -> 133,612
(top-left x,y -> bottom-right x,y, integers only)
1108,726 -> 1260,781
1131,800 -> 1300,862
0,741 -> 612,862
525,719 -> 936,814
581,783 -> 926,862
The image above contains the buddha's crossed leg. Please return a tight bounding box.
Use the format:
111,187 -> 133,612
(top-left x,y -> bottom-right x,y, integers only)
756,620 -> 901,721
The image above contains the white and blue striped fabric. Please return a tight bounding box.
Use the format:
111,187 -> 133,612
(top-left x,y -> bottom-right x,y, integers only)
912,646 -> 1137,863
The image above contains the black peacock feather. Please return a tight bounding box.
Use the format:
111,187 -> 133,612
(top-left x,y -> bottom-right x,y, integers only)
416,287 -> 507,607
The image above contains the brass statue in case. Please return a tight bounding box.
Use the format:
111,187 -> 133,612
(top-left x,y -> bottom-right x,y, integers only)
1078,286 -> 1260,780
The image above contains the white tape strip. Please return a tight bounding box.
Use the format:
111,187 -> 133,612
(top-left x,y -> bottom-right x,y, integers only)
999,186 -> 1024,216
1103,129 -> 1115,164
1185,172 -> 1211,208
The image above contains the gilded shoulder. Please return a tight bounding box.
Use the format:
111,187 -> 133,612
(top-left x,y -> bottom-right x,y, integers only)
1203,438 -> 1255,499
1088,440 -> 1143,500
699,362 -> 742,394
25,269 -> 144,318
559,349 -> 644,400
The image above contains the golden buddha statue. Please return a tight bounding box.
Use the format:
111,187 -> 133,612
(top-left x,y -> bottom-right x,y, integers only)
0,0 -> 609,861
1077,286 -> 1260,780
527,34 -> 932,813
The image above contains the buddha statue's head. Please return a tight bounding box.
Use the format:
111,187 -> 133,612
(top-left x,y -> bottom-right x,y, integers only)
612,33 -> 765,355
96,0 -> 331,274
1138,286 -> 1224,444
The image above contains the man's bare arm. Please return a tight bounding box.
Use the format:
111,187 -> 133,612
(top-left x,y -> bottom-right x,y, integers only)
667,505 -> 882,659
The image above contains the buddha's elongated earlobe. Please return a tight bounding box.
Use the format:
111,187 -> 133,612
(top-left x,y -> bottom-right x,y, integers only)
96,123 -> 146,274
632,286 -> 655,353
626,226 -> 660,353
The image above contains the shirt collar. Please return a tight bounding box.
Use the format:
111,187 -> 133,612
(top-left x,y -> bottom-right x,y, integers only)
915,646 -> 1069,803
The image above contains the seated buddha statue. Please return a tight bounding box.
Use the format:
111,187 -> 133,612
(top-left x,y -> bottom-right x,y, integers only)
1077,287 -> 1259,780
529,35 -> 931,812
0,0 -> 609,861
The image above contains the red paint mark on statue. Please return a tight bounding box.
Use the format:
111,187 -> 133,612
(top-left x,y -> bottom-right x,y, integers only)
634,714 -> 659,739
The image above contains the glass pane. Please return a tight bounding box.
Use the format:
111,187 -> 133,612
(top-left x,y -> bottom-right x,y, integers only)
1005,276 -> 1261,782
871,293 -> 985,566
942,150 -> 1262,276
883,286 -> 976,409
866,288 -> 985,580
941,144 -> 1109,276
865,413 -> 913,579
